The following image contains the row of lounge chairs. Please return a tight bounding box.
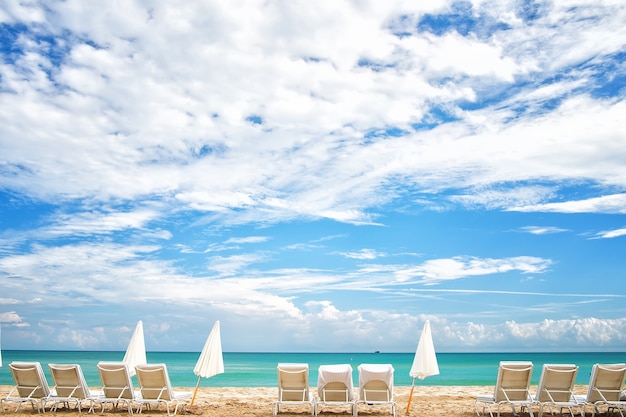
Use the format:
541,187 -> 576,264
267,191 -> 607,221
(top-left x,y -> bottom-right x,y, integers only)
0,361 -> 190,416
475,362 -> 626,417
274,363 -> 396,417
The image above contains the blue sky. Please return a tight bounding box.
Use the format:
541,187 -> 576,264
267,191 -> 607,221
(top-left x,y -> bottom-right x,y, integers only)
1,1 -> 625,354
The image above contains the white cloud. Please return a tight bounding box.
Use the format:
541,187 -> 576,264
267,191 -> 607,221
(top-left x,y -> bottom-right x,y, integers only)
57,329 -> 102,350
450,186 -> 557,210
422,32 -> 519,81
225,236 -> 270,244
0,1 -> 623,220
207,252 -> 270,276
519,226 -> 569,235
42,209 -> 163,237
1,0 -> 626,353
392,256 -> 552,284
0,311 -> 26,325
503,318 -> 626,347
512,194 -> 626,214
0,238 -> 623,351
592,227 -> 626,239
0,244 -> 554,321
338,249 -> 385,260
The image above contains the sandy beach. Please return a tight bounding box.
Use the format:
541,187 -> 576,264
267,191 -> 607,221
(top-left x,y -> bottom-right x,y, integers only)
0,385 -> 590,417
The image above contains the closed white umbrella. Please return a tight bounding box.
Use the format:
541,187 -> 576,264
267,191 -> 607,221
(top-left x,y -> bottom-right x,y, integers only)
405,320 -> 439,415
1,326 -> 3,367
190,321 -> 224,407
123,320 -> 146,377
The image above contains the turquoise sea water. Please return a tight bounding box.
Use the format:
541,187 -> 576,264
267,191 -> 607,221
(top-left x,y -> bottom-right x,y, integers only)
1,351 -> 624,388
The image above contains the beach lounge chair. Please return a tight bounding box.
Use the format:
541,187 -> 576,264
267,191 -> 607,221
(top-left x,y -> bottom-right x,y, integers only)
475,361 -> 535,417
355,363 -> 396,417
273,363 -> 314,416
134,363 -> 192,416
315,364 -> 355,416
96,361 -> 141,414
48,363 -> 103,413
532,364 -> 580,417
1,362 -> 52,413
573,363 -> 626,417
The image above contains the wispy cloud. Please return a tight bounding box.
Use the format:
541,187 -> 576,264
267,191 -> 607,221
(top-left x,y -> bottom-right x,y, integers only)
393,256 -> 552,285
1,1 -> 625,352
225,236 -> 270,244
519,226 -> 569,235
591,227 -> 626,239
337,249 -> 385,260
42,209 -> 163,237
512,194 -> 626,214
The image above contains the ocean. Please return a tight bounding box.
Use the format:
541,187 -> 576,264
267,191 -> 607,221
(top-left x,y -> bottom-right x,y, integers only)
1,351 -> 624,388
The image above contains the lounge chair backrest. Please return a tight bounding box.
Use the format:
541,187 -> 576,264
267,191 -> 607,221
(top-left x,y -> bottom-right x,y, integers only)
97,361 -> 135,400
494,361 -> 533,402
318,364 -> 354,402
135,363 -> 174,401
277,363 -> 310,402
585,363 -> 626,403
358,364 -> 394,403
536,364 -> 578,403
321,382 -> 351,402
9,362 -> 51,399
48,363 -> 91,400
361,380 -> 391,402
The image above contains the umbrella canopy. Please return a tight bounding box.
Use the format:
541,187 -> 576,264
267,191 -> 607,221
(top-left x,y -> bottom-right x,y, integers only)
123,320 -> 146,376
409,320 -> 439,380
194,320 -> 224,378
191,321 -> 224,407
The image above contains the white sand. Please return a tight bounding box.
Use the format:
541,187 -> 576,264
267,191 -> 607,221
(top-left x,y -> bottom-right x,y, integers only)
0,385 -> 590,417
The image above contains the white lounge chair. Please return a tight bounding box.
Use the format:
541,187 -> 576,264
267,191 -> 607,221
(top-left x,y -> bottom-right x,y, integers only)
1,362 -> 52,413
316,364 -> 355,416
475,361 -> 534,417
532,364 -> 580,417
135,363 -> 192,416
96,361 -> 141,414
273,363 -> 314,416
48,363 -> 103,413
573,363 -> 626,417
355,363 -> 396,417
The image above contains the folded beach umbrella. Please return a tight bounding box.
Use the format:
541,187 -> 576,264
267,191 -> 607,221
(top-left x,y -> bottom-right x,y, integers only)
191,320 -> 224,407
123,320 -> 147,377
0,326 -> 3,367
405,320 -> 439,415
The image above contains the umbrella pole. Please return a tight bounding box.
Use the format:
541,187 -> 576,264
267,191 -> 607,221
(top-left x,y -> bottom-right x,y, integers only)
190,376 -> 202,408
405,377 -> 416,415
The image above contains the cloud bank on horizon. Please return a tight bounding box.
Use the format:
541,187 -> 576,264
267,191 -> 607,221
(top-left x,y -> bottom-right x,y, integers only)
1,0 -> 626,353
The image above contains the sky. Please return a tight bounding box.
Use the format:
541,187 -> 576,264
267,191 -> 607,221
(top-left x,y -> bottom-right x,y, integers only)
1,1 -> 626,354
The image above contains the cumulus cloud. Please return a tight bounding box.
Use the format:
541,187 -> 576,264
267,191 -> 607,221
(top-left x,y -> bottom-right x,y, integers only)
0,2 -> 624,218
0,311 -> 28,326
1,1 -> 625,352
